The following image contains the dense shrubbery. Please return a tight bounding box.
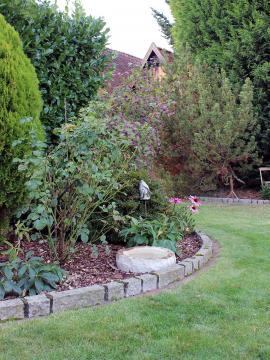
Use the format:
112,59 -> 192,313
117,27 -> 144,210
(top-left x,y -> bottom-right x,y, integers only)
170,0 -> 270,161
162,53 -> 259,193
0,14 -> 43,236
0,0 -> 110,140
105,52 -> 259,193
15,113 -> 137,263
11,100 -> 198,263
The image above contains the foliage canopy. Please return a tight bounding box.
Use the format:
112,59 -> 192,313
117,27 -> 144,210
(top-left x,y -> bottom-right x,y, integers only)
170,0 -> 270,160
0,0 -> 110,140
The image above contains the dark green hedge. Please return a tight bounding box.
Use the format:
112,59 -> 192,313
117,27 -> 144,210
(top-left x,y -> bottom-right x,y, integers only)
0,0 -> 110,141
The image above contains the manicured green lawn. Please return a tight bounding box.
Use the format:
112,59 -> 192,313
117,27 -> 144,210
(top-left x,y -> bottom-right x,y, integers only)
1,205 -> 270,360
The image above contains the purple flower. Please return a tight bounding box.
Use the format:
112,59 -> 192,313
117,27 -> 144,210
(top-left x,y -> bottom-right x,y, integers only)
189,204 -> 199,214
189,195 -> 202,206
169,197 -> 183,204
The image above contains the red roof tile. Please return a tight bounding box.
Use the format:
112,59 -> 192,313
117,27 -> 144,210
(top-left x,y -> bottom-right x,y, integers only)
105,49 -> 142,91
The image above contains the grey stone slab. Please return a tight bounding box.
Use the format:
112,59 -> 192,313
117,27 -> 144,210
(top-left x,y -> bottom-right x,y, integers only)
152,264 -> 185,288
0,298 -> 24,321
198,232 -> 212,247
121,277 -> 142,297
189,256 -> 200,270
135,273 -> 158,293
238,198 -> 252,204
196,252 -> 208,266
25,294 -> 50,318
177,261 -> 193,276
51,285 -> 105,313
196,248 -> 211,264
104,282 -> 125,301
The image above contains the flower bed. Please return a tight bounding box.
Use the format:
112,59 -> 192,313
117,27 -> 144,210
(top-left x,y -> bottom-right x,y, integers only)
0,233 -> 201,297
0,232 -> 213,321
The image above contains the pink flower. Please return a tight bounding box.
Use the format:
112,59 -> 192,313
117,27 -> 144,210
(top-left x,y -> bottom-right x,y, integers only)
189,195 -> 202,206
189,204 -> 199,214
169,197 -> 183,204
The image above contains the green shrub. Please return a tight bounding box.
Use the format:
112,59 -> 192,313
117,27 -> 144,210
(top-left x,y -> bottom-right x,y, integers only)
260,185 -> 270,200
0,0 -> 110,140
120,199 -> 198,253
120,215 -> 182,253
0,14 -> 43,235
16,113 -> 138,263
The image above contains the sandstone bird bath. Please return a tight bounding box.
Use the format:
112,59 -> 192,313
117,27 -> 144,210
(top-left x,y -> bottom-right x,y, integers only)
116,246 -> 176,273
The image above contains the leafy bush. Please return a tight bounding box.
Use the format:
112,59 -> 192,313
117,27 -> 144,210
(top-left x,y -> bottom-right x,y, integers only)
15,113 -> 138,263
0,251 -> 65,299
260,185 -> 270,200
120,197 -> 199,252
120,215 -> 182,253
0,14 -> 43,235
1,0 -> 110,140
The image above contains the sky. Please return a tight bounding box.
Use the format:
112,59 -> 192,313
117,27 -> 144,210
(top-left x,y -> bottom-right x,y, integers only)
55,0 -> 173,58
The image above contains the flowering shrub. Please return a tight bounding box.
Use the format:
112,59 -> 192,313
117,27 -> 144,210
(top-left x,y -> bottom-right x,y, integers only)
100,70 -> 170,169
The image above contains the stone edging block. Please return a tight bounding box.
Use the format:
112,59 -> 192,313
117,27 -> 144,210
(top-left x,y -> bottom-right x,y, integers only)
152,264 -> 185,288
104,282 -> 125,301
0,298 -> 24,321
0,232 -> 213,322
24,294 -> 51,318
121,277 -> 142,297
50,285 -> 105,313
135,273 -> 158,292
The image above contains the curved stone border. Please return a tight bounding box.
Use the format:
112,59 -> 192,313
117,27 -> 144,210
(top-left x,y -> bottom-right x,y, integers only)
0,232 -> 213,322
200,196 -> 270,205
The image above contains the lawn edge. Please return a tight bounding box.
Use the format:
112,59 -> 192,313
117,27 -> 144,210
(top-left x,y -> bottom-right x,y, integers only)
0,232 -> 213,322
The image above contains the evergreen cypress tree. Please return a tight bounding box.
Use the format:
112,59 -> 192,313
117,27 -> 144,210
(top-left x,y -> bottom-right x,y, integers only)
170,0 -> 270,161
0,14 -> 43,234
151,1 -> 173,45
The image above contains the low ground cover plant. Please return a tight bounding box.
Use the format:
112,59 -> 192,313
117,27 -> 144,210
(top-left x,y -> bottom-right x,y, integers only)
0,249 -> 64,299
120,196 -> 199,253
260,185 -> 270,200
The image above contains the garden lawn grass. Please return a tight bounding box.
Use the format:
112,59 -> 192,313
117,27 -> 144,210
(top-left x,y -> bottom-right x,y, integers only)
1,204 -> 270,360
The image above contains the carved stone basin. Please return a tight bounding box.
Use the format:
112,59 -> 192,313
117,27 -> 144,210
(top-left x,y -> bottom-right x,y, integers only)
116,246 -> 176,273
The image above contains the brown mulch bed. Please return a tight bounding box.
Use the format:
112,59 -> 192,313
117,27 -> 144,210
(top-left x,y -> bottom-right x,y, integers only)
0,233 -> 201,293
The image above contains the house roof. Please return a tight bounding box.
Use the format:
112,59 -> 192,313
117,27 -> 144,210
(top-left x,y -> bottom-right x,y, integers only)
141,42 -> 173,68
105,43 -> 174,91
105,49 -> 142,91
